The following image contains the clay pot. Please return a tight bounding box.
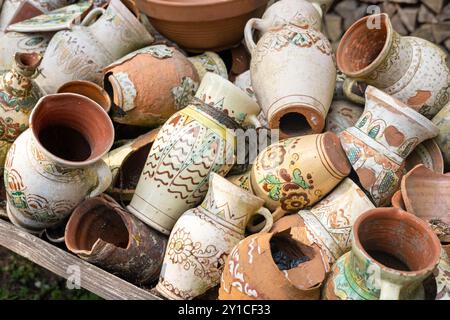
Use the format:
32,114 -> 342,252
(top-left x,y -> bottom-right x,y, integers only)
405,139 -> 444,174
229,44 -> 251,82
251,132 -> 351,223
36,0 -> 154,93
401,164 -> 450,225
339,86 -> 439,206
187,51 -> 228,80
432,102 -> 450,170
0,52 -> 44,168
4,93 -> 114,234
337,13 -> 449,119
156,173 -> 273,300
104,44 -> 199,127
323,208 -> 441,300
65,194 -> 167,284
102,128 -> 160,202
57,80 -> 111,113
269,178 -> 374,268
135,0 -> 269,52
127,72 -> 261,235
246,18 -> 336,138
219,228 -> 326,300
325,100 -> 364,134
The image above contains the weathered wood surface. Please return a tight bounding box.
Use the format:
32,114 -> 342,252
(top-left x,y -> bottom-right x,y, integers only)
0,218 -> 161,300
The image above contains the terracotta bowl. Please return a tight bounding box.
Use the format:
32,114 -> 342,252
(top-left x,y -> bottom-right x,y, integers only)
136,0 -> 269,52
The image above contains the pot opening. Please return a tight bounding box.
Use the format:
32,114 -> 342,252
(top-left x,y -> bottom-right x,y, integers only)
357,214 -> 438,272
74,204 -> 129,251
278,112 -> 312,137
115,143 -> 152,190
58,82 -> 111,113
16,52 -> 41,69
270,233 -> 311,271
337,14 -> 389,75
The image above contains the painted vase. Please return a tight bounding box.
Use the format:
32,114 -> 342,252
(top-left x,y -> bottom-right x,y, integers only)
219,228 -> 327,300
245,18 -> 336,138
250,132 -> 351,223
323,208 -> 441,300
432,102 -> 450,169
65,193 -> 167,285
104,45 -> 199,127
127,72 -> 261,235
339,86 -> 439,206
270,178 -> 375,268
36,0 -> 154,94
156,173 -> 273,300
187,51 -> 228,80
0,31 -> 50,71
0,52 -> 43,168
102,128 -> 160,202
57,80 -> 111,113
337,13 -> 449,119
4,93 -> 114,234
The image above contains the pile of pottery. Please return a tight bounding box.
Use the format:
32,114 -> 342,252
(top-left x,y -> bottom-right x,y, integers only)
0,0 -> 449,300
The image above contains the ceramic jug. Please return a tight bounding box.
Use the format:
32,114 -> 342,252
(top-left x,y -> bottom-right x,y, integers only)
155,173 -> 273,300
0,52 -> 44,168
244,0 -> 324,43
245,18 -> 336,138
339,86 -> 439,206
432,102 -> 450,168
249,132 -> 351,223
36,0 -> 154,93
127,72 -> 261,235
337,13 -> 449,119
0,31 -> 50,71
323,208 -> 441,300
4,93 -> 114,234
65,193 -> 167,285
219,227 -> 327,300
104,45 -> 200,127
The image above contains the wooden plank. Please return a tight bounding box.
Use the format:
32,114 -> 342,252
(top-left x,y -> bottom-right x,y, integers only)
0,218 -> 161,300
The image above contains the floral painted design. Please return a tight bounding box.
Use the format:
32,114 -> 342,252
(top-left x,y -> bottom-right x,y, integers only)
0,117 -> 26,142
280,192 -> 310,211
167,228 -> 195,264
259,145 -> 286,170
171,76 -> 198,110
259,168 -> 311,203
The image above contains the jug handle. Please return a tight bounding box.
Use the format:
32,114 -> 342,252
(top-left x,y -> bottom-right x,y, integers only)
343,78 -> 366,105
244,18 -> 269,56
88,159 -> 112,198
246,207 -> 287,233
81,7 -> 106,27
379,279 -> 402,300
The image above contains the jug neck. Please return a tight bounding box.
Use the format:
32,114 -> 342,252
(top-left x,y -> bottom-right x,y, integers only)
2,52 -> 41,97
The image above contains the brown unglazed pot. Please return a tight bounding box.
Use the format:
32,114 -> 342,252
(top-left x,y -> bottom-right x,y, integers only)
219,228 -> 326,300
104,45 -> 200,127
65,194 -> 167,285
57,80 -> 111,113
136,0 -> 269,52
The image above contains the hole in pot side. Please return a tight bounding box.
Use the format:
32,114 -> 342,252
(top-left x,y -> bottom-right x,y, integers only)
76,205 -> 129,251
270,232 -> 311,271
339,16 -> 388,74
358,216 -> 437,272
115,143 -> 152,189
279,113 -> 312,137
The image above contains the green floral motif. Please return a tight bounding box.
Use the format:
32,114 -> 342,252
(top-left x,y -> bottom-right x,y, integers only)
258,168 -> 311,202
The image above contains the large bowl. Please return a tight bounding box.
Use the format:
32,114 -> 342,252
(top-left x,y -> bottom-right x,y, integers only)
136,0 -> 269,52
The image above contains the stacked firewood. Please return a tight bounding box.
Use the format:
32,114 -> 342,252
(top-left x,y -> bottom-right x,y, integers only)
325,0 -> 450,63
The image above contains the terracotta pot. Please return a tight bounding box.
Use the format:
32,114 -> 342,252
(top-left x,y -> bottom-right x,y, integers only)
337,13 -> 449,119
405,139 -> 444,174
0,52 -> 44,168
339,86 -> 439,206
57,80 -> 111,113
4,93 -> 114,234
391,190 -> 406,210
323,208 -> 441,300
65,194 -> 167,284
251,132 -> 351,223
219,228 -> 326,300
156,173 -> 273,300
325,100 -> 364,134
36,0 -> 154,93
102,128 -> 160,202
401,164 -> 450,225
187,51 -> 228,80
432,102 -> 450,170
104,44 -> 200,127
269,178 -> 374,269
127,72 -> 261,235
0,31 -> 51,71
246,18 -> 336,138
135,0 -> 269,52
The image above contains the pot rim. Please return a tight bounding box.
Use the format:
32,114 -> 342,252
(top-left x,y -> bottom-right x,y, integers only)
352,207 -> 441,277
57,80 -> 112,113
337,13 -> 394,78
29,93 -> 114,168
